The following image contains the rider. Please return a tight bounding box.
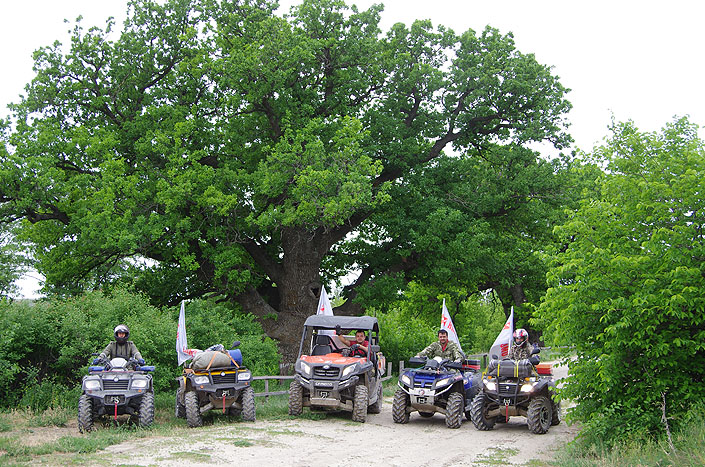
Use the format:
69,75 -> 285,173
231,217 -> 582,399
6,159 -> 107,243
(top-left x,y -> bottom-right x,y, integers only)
336,327 -> 369,357
508,328 -> 534,360
96,324 -> 144,363
416,329 -> 464,362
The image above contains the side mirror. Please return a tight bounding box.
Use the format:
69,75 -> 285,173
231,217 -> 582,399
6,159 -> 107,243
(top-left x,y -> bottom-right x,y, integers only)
369,344 -> 380,353
531,347 -> 540,355
231,340 -> 241,349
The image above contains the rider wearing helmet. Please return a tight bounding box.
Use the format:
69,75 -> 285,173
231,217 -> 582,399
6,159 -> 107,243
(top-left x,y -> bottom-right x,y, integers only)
97,324 -> 143,362
508,328 -> 532,360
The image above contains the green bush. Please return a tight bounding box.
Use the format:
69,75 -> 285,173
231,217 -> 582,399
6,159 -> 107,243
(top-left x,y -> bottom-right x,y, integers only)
0,290 -> 279,410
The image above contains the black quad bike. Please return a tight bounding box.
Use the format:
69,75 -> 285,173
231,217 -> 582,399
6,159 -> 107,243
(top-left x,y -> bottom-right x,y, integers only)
288,315 -> 386,423
176,341 -> 255,428
392,356 -> 481,429
78,356 -> 155,433
470,348 -> 560,434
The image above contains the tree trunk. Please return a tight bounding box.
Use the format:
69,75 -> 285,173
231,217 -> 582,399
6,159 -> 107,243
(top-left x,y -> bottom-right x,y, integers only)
237,228 -> 327,370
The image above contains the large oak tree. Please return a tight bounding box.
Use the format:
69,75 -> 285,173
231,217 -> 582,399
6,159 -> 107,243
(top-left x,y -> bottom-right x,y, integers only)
0,0 -> 570,361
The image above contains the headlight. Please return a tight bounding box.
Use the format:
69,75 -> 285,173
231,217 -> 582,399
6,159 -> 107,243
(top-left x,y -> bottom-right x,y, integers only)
239,371 -> 251,381
342,364 -> 357,378
131,379 -> 149,389
435,377 -> 453,388
484,380 -> 497,391
84,379 -> 101,390
193,376 -> 210,385
401,374 -> 411,386
300,362 -> 312,376
521,383 -> 535,393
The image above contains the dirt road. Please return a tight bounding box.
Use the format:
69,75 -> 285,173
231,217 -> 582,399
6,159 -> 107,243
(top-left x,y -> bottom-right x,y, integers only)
100,364 -> 578,467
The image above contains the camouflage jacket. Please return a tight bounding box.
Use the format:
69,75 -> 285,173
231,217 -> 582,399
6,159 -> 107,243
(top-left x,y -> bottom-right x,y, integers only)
508,344 -> 532,360
417,341 -> 464,362
99,341 -> 143,361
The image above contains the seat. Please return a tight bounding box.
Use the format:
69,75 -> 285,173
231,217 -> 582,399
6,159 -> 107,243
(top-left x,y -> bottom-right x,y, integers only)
311,334 -> 333,356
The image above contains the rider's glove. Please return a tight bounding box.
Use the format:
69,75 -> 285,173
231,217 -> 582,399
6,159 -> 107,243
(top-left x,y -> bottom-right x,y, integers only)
137,358 -> 145,365
92,358 -> 101,365
350,344 -> 359,350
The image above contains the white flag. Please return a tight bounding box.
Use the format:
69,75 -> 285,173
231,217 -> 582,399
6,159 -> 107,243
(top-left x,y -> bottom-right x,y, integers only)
176,300 -> 192,365
489,306 -> 514,359
440,298 -> 463,353
316,286 -> 334,316
317,286 -> 335,336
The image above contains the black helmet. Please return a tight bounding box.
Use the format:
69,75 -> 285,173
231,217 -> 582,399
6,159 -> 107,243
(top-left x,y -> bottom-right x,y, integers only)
114,324 -> 130,344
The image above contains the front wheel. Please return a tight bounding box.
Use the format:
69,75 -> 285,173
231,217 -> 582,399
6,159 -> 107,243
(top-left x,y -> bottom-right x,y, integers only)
78,395 -> 95,433
445,392 -> 464,429
368,383 -> 383,414
392,389 -> 410,424
241,386 -> 256,422
527,395 -> 552,434
351,385 -> 369,423
470,393 -> 496,431
185,391 -> 203,428
288,380 -> 303,416
138,392 -> 155,428
551,399 -> 561,426
175,389 -> 186,419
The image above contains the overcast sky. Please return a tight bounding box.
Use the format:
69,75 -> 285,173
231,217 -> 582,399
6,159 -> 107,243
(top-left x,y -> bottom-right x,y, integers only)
3,0 -> 704,297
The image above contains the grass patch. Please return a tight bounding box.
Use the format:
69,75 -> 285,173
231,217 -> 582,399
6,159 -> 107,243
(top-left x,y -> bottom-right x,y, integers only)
163,451 -> 212,461
29,407 -> 71,427
552,406 -> 705,466
473,447 -> 518,465
232,438 -> 254,447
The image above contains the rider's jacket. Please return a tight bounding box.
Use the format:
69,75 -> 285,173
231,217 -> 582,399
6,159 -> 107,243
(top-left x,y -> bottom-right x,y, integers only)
99,341 -> 143,361
417,341 -> 464,362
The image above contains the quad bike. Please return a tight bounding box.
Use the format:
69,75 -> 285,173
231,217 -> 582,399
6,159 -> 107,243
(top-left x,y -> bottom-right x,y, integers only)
78,356 -> 155,433
288,315 -> 386,423
176,341 -> 255,427
392,356 -> 481,429
470,347 -> 560,434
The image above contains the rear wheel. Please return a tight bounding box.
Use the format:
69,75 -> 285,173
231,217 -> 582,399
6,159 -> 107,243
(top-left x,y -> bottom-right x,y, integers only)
527,395 -> 552,434
351,385 -> 369,423
445,392 -> 464,429
392,389 -> 410,424
185,391 -> 203,428
241,386 -> 256,422
288,380 -> 303,416
175,389 -> 186,419
138,392 -> 155,428
78,395 -> 95,433
470,393 -> 496,431
368,383 -> 383,414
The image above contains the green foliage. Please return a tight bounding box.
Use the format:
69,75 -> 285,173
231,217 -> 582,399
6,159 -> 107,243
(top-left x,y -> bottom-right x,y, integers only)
0,289 -> 278,410
0,221 -> 29,298
535,117 -> 705,447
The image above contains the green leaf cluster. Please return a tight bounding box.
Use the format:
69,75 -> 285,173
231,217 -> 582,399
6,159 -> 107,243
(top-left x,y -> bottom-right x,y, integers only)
535,117 -> 705,446
0,289 -> 278,409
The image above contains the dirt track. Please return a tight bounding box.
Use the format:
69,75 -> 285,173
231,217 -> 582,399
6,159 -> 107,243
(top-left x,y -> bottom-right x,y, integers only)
98,364 -> 578,467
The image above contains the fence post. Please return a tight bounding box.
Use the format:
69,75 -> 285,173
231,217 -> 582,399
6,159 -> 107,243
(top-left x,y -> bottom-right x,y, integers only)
399,360 -> 404,374
387,361 -> 392,377
264,379 -> 269,402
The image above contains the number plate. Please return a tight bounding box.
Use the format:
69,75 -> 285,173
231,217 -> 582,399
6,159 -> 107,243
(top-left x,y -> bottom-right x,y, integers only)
317,390 -> 330,398
106,395 -> 123,404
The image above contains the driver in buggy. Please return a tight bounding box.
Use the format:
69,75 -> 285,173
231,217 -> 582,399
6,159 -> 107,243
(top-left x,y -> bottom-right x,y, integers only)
95,324 -> 144,365
335,326 -> 369,357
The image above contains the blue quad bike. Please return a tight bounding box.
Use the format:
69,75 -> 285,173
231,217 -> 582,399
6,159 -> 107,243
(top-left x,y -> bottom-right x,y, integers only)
78,356 -> 155,432
392,356 -> 482,428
